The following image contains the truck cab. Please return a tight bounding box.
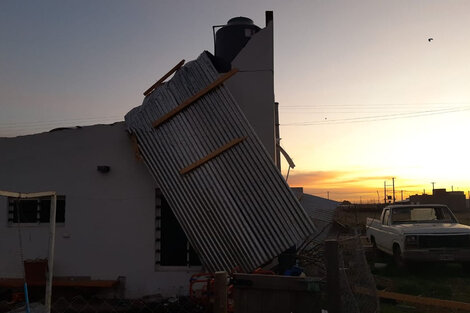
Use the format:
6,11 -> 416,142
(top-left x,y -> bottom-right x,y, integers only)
367,204 -> 470,266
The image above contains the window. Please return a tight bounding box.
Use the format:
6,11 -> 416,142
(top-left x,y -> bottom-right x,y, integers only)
155,189 -> 200,268
8,196 -> 65,224
382,209 -> 390,225
391,206 -> 457,224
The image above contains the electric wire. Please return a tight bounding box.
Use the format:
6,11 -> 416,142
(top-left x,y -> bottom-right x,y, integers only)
282,106 -> 470,126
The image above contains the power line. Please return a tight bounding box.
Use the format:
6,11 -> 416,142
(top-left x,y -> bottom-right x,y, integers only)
281,106 -> 470,126
279,101 -> 470,108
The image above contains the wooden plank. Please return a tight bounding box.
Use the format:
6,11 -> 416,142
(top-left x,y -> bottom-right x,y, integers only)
232,273 -> 321,291
377,290 -> 470,311
354,286 -> 470,311
214,271 -> 228,313
52,280 -> 119,288
0,278 -> 118,288
180,137 -> 246,175
152,68 -> 238,128
0,191 -> 56,198
143,59 -> 185,96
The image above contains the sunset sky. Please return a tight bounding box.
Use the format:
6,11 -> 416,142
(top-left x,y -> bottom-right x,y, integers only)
1,1 -> 469,202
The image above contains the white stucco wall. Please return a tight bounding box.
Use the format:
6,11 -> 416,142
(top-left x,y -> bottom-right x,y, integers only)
225,22 -> 276,163
0,21 -> 276,299
0,123 -> 197,298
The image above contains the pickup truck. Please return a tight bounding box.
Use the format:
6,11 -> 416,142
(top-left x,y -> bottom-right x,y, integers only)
366,204 -> 470,266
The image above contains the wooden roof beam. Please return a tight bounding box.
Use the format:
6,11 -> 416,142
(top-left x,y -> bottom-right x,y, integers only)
143,59 -> 185,96
152,68 -> 238,128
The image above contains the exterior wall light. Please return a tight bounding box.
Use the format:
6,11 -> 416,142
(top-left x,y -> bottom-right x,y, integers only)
97,165 -> 111,173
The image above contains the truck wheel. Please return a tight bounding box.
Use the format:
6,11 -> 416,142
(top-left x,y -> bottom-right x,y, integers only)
370,237 -> 381,260
393,245 -> 405,268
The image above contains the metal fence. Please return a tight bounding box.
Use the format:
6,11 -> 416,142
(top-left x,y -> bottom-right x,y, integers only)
338,235 -> 379,313
300,233 -> 380,313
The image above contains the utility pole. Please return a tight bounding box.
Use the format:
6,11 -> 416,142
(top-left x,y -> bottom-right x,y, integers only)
327,191 -> 330,200
431,182 -> 435,193
376,190 -> 380,203
401,190 -> 404,201
384,181 -> 387,204
392,177 -> 396,203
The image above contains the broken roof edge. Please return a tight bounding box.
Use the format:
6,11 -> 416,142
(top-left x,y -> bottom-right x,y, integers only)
125,51 -> 232,131
0,121 -> 125,140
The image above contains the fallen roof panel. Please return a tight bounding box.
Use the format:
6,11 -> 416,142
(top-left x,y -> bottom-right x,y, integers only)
125,52 -> 316,272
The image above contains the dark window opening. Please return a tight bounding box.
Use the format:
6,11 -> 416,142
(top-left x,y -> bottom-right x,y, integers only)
156,189 -> 201,267
8,197 -> 66,224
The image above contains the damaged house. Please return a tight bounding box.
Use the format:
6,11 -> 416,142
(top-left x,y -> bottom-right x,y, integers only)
0,13 -> 337,298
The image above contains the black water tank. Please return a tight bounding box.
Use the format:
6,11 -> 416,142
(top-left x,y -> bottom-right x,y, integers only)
215,17 -> 261,65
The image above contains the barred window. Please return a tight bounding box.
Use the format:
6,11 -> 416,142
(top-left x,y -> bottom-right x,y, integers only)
8,196 -> 65,224
155,189 -> 200,268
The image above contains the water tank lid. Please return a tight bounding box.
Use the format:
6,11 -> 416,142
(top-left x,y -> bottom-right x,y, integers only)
227,17 -> 254,26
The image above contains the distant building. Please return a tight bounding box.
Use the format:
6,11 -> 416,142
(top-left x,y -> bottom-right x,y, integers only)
409,188 -> 467,212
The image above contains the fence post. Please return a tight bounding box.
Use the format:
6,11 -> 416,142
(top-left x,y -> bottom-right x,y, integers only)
214,271 -> 228,313
325,239 -> 340,313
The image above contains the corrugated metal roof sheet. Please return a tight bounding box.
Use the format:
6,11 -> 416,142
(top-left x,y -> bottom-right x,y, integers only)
125,52 -> 315,272
300,193 -> 338,225
299,193 -> 339,245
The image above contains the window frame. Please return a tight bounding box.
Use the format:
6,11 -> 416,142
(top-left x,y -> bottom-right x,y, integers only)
7,195 -> 66,226
154,189 -> 201,271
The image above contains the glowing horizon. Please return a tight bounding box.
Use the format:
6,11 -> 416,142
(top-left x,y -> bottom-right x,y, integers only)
284,169 -> 470,203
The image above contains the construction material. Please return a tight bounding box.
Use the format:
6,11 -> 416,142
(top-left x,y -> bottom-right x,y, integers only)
0,278 -> 119,288
125,52 -> 316,272
143,60 -> 185,96
152,68 -> 238,128
214,271 -> 228,313
378,290 -> 470,311
180,137 -> 246,175
232,273 -> 322,313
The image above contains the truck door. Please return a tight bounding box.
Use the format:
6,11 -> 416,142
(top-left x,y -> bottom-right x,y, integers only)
376,208 -> 392,253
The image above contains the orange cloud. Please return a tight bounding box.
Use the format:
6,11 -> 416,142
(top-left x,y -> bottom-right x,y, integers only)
286,170 -> 424,202
287,170 -> 390,187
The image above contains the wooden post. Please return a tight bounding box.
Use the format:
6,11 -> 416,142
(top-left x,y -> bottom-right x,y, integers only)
325,239 -> 340,313
0,190 -> 57,313
214,271 -> 228,313
45,193 -> 57,313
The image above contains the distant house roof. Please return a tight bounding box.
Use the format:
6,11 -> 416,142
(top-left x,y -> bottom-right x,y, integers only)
300,193 -> 339,225
299,193 -> 339,245
125,52 -> 315,272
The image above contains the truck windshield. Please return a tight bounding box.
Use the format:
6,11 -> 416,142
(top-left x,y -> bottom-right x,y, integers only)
391,207 -> 457,224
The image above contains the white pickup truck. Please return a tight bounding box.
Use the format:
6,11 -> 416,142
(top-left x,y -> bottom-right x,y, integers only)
366,204 -> 470,266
